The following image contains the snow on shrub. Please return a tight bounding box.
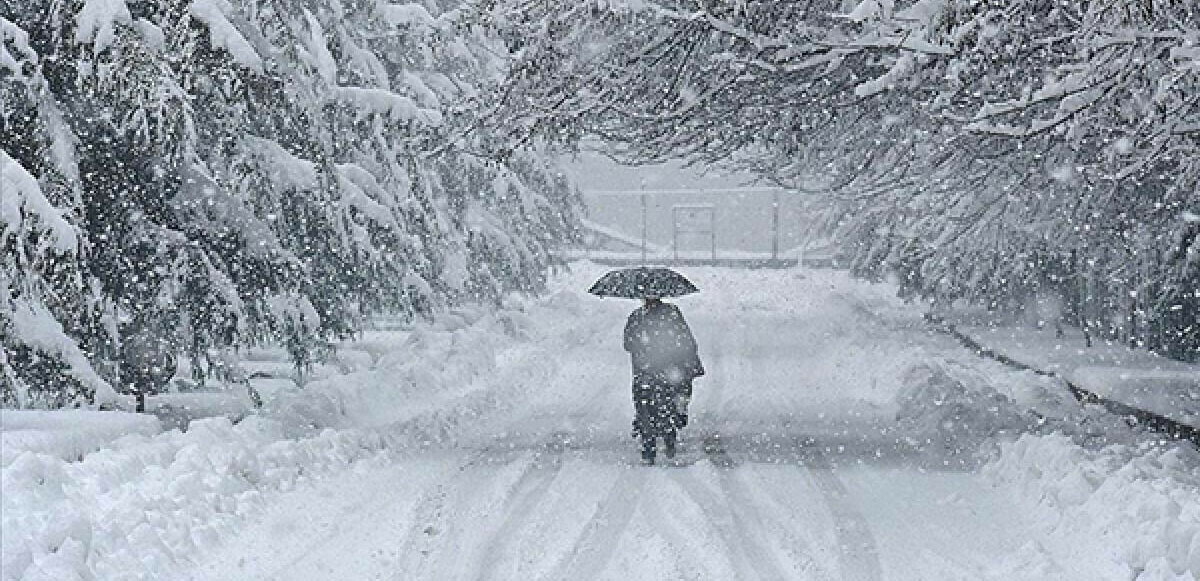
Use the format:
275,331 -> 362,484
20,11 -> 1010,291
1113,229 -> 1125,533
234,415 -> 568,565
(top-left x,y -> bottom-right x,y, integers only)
0,288 -> 592,580
985,434 -> 1200,580
266,300 -> 553,436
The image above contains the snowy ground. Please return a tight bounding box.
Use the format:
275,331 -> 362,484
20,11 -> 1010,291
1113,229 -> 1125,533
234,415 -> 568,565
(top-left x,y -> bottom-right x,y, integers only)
948,316 -> 1200,429
4,264 -> 1198,580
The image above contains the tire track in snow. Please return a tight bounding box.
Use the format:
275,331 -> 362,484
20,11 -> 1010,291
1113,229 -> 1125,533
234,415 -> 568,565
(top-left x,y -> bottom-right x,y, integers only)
473,388 -> 609,580
735,293 -> 884,581
758,373 -> 884,580
256,471 -> 419,581
397,448 -> 504,579
474,441 -> 566,580
702,432 -> 735,468
540,377 -> 644,579
675,317 -> 798,580
719,467 -> 830,580
549,466 -> 647,580
801,443 -> 884,581
635,478 -> 738,578
667,469 -> 794,581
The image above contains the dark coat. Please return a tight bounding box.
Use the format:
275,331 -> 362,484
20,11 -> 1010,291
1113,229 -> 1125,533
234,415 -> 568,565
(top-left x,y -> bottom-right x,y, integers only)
623,300 -> 704,384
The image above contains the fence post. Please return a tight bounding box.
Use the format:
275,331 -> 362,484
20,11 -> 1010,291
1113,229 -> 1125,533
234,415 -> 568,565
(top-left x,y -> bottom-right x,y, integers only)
710,206 -> 716,261
771,189 -> 780,261
640,181 -> 647,264
673,213 -> 678,261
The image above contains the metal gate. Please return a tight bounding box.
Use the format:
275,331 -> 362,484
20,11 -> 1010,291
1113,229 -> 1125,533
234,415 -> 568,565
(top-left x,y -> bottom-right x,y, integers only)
672,204 -> 716,260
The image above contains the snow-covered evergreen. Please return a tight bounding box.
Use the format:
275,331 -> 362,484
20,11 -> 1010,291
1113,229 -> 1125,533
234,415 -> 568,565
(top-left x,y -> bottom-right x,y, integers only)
1,0 -> 580,408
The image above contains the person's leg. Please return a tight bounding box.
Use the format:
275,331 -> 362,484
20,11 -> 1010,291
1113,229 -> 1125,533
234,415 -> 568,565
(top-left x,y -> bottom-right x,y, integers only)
641,432 -> 657,464
632,377 -> 652,438
631,383 -> 642,438
633,382 -> 657,462
650,382 -> 676,459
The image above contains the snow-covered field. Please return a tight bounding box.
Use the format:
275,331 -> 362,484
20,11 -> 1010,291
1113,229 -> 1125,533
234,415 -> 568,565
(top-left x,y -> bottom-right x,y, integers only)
3,263 -> 1198,580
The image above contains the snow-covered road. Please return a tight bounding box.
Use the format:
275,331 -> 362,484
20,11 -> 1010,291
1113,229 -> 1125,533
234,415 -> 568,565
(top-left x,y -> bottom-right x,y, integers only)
184,265 -> 1128,581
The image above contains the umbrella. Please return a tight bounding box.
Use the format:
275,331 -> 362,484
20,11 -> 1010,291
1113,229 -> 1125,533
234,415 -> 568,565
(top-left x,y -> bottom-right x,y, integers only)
588,267 -> 698,299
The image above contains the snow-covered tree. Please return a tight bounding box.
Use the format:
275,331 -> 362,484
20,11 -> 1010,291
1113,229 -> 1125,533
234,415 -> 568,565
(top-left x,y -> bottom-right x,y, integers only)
490,0 -> 1198,360
1,0 -> 580,407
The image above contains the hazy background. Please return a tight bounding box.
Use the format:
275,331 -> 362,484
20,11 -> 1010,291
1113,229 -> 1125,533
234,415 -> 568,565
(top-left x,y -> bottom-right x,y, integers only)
558,151 -> 823,255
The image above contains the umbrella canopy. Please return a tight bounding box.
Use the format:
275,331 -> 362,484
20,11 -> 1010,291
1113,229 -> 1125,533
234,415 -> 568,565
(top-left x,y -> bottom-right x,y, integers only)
588,267 -> 698,299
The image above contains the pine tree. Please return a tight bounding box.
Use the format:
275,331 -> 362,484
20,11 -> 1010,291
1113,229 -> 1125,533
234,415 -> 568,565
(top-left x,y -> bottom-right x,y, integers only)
1,0 -> 581,408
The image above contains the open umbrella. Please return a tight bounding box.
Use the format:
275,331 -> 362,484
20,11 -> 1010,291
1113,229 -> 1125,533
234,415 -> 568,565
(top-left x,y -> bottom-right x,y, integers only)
588,267 -> 698,299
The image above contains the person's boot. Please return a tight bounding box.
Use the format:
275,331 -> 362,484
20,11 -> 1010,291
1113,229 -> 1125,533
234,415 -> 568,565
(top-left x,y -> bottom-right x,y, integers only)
663,432 -> 677,459
641,437 -> 656,465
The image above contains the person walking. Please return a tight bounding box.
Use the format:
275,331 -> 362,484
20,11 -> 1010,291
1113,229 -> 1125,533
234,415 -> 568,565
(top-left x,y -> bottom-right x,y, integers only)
624,296 -> 704,464
588,266 -> 703,465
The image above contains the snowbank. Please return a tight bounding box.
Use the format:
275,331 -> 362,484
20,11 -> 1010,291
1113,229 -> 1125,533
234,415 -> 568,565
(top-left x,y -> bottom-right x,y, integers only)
263,295 -> 593,440
951,319 -> 1200,430
0,411 -> 161,467
143,391 -> 258,432
985,434 -> 1200,580
0,280 -> 599,581
837,270 -> 1200,579
894,360 -> 1037,457
9,263 -> 1193,580
268,307 -> 521,433
0,416 -> 391,580
1071,367 -> 1200,429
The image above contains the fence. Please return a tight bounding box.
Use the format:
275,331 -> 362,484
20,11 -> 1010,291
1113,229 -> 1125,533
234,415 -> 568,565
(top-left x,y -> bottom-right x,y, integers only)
574,187 -> 837,267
